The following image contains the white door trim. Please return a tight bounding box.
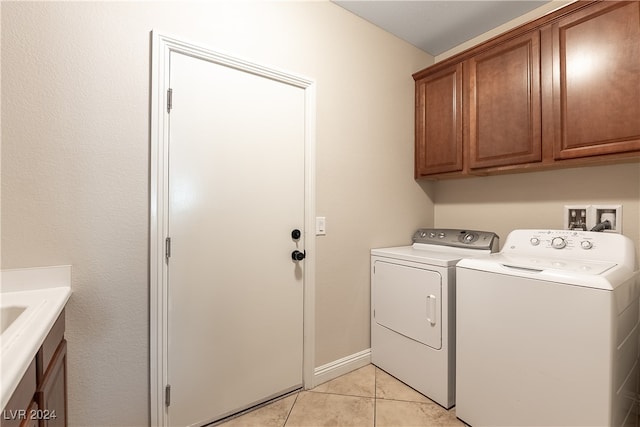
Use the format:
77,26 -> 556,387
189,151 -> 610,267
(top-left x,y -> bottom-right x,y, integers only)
149,31 -> 316,427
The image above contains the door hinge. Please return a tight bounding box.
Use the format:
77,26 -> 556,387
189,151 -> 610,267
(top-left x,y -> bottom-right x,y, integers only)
165,384 -> 171,407
165,237 -> 171,260
167,88 -> 173,113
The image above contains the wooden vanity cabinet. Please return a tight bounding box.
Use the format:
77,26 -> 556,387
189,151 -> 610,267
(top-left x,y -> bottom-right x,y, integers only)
550,1 -> 640,160
36,341 -> 66,427
2,360 -> 38,427
23,402 -> 39,427
2,311 -> 67,427
36,311 -> 67,427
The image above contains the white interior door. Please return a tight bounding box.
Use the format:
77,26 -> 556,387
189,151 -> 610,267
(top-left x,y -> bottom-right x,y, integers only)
166,51 -> 305,426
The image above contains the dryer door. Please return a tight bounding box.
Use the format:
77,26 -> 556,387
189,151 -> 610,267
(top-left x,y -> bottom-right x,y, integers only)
373,260 -> 442,350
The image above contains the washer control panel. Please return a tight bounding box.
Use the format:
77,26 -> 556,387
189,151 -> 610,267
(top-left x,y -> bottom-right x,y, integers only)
524,230 -> 594,252
413,228 -> 499,251
502,229 -> 636,267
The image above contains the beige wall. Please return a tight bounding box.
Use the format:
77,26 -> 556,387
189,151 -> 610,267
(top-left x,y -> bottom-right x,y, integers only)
434,163 -> 640,253
1,1 -> 433,425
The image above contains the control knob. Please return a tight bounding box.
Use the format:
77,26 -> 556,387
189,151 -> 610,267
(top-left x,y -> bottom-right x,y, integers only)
580,240 -> 593,250
462,233 -> 477,243
551,237 -> 566,249
530,237 -> 540,246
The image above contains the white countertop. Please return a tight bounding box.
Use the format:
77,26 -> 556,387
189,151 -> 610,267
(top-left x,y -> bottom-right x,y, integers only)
0,266 -> 72,410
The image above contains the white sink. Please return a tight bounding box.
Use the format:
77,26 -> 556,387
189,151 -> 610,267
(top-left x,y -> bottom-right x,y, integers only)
0,295 -> 47,353
0,305 -> 27,334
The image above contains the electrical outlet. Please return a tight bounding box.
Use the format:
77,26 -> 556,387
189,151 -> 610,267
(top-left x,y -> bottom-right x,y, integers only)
564,205 -> 589,230
590,205 -> 622,233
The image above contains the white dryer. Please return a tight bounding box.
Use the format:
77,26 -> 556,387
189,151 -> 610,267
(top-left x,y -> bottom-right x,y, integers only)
456,229 -> 640,427
371,228 -> 499,408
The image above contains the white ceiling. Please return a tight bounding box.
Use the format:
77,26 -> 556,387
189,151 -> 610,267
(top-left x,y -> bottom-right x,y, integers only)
333,1 -> 551,56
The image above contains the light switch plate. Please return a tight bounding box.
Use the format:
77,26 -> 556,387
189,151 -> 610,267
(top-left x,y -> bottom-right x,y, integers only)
316,217 -> 326,236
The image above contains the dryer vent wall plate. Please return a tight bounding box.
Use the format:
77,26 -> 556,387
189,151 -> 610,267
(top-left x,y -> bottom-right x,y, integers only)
590,205 -> 622,233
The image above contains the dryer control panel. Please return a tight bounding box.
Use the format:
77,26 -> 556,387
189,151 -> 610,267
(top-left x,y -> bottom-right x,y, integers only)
412,229 -> 499,252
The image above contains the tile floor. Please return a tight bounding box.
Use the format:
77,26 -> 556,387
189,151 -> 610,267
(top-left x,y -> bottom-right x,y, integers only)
216,364 -> 464,427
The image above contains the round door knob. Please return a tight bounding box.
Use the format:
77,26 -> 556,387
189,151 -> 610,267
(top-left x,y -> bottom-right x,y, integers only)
291,250 -> 306,261
291,229 -> 301,240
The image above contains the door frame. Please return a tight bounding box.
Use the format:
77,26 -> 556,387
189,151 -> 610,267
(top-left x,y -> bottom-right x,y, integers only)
149,31 -> 317,426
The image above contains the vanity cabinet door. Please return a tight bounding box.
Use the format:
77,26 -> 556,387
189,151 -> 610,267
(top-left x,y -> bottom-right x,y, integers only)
23,401 -> 39,427
551,1 -> 640,159
2,359 -> 37,427
36,340 -> 67,427
466,30 -> 542,169
36,311 -> 67,427
414,63 -> 463,176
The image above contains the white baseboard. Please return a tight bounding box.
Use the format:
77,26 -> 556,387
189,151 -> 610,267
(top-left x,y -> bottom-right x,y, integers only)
311,348 -> 371,388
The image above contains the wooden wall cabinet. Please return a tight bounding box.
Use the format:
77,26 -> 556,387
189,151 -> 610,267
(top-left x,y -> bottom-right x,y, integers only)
551,1 -> 640,160
466,30 -> 542,170
413,0 -> 640,179
414,64 -> 463,176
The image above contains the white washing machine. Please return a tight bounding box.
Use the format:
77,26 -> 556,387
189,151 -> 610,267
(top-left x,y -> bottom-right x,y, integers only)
371,228 -> 499,408
456,229 -> 640,427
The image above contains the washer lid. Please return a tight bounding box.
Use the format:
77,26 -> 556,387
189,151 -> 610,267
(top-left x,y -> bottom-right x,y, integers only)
457,254 -> 629,290
498,254 -> 616,275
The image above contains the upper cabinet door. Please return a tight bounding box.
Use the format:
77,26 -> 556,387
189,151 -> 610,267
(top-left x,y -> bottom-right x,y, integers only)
552,1 -> 640,159
414,63 -> 463,177
467,30 -> 542,169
